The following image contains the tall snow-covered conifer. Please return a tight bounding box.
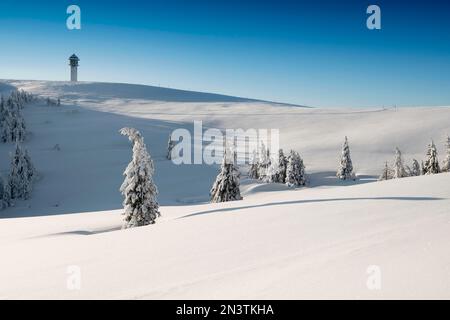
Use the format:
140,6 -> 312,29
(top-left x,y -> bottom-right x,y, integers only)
336,136 -> 355,180
210,146 -> 242,203
258,142 -> 270,181
285,150 -> 306,187
392,147 -> 407,178
248,149 -> 259,179
409,159 -> 421,176
423,140 -> 440,175
264,154 -> 279,183
120,127 -> 160,229
277,149 -> 288,183
263,149 -> 288,183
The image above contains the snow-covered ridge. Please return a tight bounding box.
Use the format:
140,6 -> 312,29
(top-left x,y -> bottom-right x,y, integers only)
1,79 -> 308,107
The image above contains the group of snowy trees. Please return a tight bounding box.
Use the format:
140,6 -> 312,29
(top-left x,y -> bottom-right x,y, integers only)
379,137 -> 450,181
248,143 -> 306,187
0,90 -> 36,210
0,141 -> 36,209
209,142 -> 308,204
119,129 -> 450,229
0,90 -> 33,143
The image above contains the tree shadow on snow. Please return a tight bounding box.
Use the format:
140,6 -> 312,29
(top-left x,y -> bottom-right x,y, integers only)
177,196 -> 444,220
308,171 -> 377,188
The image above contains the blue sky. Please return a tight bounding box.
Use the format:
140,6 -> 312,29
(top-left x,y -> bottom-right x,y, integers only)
1,0 -> 450,107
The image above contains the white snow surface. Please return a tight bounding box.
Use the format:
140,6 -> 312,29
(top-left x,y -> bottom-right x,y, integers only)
1,80 -> 450,299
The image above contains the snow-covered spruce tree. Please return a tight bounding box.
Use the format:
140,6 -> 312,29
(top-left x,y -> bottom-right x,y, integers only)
248,149 -> 259,179
336,136 -> 355,180
378,161 -> 393,181
210,147 -> 242,203
423,140 -> 440,175
263,149 -> 288,183
277,149 -> 288,183
408,159 -> 421,177
442,136 -> 450,172
0,175 -> 12,209
392,147 -> 408,178
166,134 -> 176,160
285,150 -> 306,187
120,127 -> 160,228
264,154 -> 280,183
9,144 -> 34,200
258,142 -> 271,181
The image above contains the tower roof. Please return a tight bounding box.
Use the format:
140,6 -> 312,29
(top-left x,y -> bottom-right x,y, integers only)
69,54 -> 79,61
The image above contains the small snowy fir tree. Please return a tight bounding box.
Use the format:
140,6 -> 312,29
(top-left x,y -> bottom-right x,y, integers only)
408,159 -> 421,176
210,147 -> 243,203
423,140 -> 440,175
0,175 -> 12,209
248,149 -> 259,179
120,127 -> 160,229
392,147 -> 408,178
264,154 -> 280,183
9,144 -> 34,200
258,142 -> 271,181
166,134 -> 176,160
285,150 -> 306,187
263,149 -> 288,183
336,136 -> 355,180
277,149 -> 288,183
378,161 -> 393,181
442,136 -> 450,172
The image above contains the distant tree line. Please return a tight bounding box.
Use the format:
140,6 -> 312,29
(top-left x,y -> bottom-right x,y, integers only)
1,90 -> 37,210
379,138 -> 450,181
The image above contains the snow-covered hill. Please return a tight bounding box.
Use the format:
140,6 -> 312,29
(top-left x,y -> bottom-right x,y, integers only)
1,80 -> 450,299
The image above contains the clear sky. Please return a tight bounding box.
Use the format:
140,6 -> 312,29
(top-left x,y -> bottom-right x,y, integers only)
1,0 -> 450,107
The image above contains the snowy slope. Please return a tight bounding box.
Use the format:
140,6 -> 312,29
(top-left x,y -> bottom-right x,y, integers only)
1,173 -> 450,299
1,80 -> 450,299
2,80 -> 450,217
